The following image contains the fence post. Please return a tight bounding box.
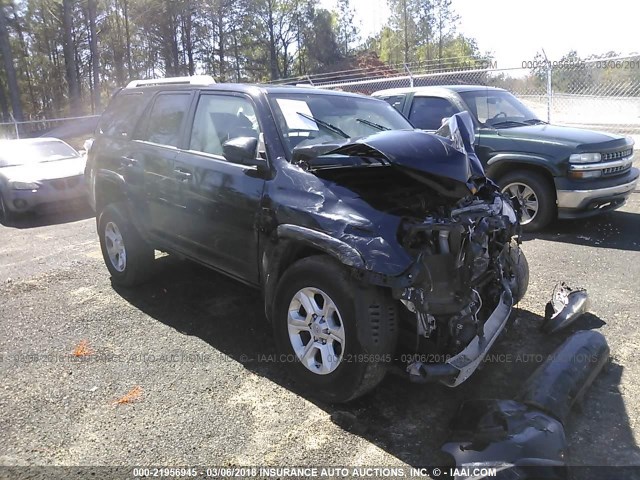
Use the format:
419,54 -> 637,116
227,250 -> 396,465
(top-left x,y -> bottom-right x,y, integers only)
546,62 -> 552,123
9,113 -> 20,139
404,63 -> 414,88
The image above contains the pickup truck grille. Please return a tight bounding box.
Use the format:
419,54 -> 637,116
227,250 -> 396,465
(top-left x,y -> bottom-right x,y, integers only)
602,148 -> 633,161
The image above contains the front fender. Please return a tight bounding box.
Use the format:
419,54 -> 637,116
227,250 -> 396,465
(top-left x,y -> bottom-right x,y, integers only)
276,224 -> 365,269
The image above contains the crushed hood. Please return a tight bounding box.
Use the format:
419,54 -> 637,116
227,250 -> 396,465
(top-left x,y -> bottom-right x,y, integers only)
319,113 -> 488,197
291,112 -> 489,198
329,130 -> 476,183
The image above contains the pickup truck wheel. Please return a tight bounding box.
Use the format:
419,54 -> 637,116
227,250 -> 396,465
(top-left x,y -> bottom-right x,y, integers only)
499,171 -> 555,232
98,203 -> 153,287
273,255 -> 398,403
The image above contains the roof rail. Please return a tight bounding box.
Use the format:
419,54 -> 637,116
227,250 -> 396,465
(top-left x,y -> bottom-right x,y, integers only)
125,75 -> 216,88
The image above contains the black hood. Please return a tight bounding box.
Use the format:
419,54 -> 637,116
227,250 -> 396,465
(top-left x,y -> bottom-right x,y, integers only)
329,129 -> 481,185
292,113 -> 489,198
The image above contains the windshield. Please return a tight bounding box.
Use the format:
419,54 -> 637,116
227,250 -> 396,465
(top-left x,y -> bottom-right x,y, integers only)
459,90 -> 542,128
0,140 -> 80,167
269,93 -> 413,157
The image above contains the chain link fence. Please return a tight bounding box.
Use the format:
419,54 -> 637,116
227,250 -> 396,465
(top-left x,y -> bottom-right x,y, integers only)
299,55 -> 640,143
0,115 -> 100,148
3,55 -> 638,146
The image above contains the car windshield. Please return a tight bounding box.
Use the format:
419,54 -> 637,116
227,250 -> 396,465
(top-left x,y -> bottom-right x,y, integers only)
268,92 -> 414,157
459,90 -> 542,128
0,140 -> 80,167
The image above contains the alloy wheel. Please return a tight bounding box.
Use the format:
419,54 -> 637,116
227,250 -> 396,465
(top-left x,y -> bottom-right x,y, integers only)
502,182 -> 539,225
287,287 -> 346,375
104,221 -> 127,272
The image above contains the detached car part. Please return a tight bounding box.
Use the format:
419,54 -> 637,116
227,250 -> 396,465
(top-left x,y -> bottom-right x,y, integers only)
543,282 -> 590,334
442,330 -> 610,480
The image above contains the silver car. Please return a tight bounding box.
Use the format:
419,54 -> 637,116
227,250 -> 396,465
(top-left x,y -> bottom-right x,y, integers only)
0,138 -> 87,223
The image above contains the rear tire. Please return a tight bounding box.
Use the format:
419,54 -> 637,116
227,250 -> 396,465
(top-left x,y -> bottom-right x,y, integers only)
98,202 -> 154,287
273,255 -> 398,403
499,170 -> 556,232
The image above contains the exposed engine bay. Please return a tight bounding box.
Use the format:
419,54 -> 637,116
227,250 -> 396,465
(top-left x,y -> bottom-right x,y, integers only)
303,113 -> 526,386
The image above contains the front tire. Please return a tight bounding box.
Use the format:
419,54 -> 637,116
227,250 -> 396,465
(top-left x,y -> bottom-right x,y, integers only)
98,202 -> 154,287
273,255 -> 398,403
0,194 -> 14,226
506,241 -> 529,304
499,170 -> 556,232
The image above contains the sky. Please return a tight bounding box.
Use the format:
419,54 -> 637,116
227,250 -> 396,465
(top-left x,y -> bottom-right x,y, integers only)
320,0 -> 640,68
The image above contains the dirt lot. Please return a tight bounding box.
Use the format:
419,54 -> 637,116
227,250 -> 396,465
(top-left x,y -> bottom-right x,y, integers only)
1,195 -> 640,476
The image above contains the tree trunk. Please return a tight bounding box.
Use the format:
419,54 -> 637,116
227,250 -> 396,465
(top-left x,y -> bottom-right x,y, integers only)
438,17 -> 443,65
0,75 -> 10,122
185,1 -> 195,76
0,4 -> 23,121
267,0 -> 278,80
62,0 -> 80,114
9,3 -> 36,113
122,0 -> 133,79
232,28 -> 241,81
217,5 -> 225,81
402,0 -> 408,64
88,0 -> 100,111
113,0 -> 125,85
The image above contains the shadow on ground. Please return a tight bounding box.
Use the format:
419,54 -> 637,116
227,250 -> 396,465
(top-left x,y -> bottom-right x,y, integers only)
523,210 -> 640,252
0,204 -> 93,229
114,257 -> 639,472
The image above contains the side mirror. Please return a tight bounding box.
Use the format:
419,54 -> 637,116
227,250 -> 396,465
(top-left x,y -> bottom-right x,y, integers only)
222,136 -> 260,165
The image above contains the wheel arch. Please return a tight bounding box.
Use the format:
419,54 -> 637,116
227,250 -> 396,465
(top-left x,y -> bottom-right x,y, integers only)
94,170 -> 128,215
486,157 -> 557,201
262,224 -> 366,324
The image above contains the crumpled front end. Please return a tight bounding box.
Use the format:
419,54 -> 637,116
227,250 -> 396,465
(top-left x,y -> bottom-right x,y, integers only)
320,113 -> 526,387
273,112 -> 527,387
394,189 -> 522,386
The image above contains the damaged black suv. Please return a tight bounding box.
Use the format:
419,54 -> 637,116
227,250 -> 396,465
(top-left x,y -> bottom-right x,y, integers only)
86,77 -> 529,402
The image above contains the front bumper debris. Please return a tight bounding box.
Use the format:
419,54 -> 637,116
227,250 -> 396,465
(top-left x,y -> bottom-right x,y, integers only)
542,282 -> 590,334
441,330 -> 610,480
407,288 -> 513,387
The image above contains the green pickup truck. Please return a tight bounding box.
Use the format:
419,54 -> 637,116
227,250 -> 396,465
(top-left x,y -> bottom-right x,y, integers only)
373,86 -> 638,231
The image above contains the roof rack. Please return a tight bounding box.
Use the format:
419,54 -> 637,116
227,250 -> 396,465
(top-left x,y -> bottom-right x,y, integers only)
125,75 -> 216,88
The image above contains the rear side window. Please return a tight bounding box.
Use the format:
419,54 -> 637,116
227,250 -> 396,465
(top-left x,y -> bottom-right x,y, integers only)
98,92 -> 147,138
409,96 -> 458,130
141,93 -> 192,148
380,95 -> 405,113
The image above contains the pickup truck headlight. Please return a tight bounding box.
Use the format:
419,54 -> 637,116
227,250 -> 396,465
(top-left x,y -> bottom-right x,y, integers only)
10,181 -> 40,190
569,153 -> 601,164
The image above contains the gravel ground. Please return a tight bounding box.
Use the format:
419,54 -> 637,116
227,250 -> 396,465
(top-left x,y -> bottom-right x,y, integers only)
1,197 -> 640,475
